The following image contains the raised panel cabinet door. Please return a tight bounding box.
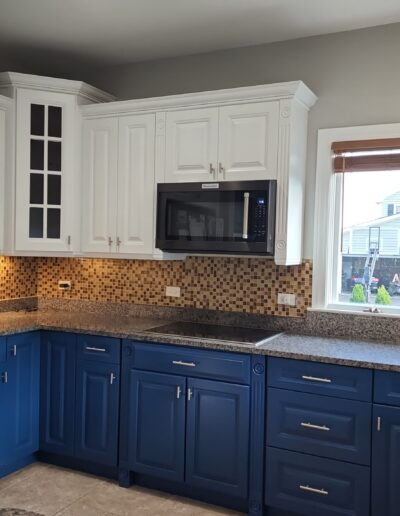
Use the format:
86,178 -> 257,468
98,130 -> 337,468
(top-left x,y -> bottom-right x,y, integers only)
128,370 -> 186,482
372,404 -> 400,516
81,117 -> 118,253
186,378 -> 250,498
5,333 -> 40,464
15,89 -> 76,252
218,101 -> 279,181
75,360 -> 120,466
0,358 -> 14,467
117,114 -> 156,254
165,107 -> 219,182
40,332 -> 76,456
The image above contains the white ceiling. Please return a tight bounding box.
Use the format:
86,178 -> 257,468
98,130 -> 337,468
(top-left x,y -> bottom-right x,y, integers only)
1,0 -> 400,66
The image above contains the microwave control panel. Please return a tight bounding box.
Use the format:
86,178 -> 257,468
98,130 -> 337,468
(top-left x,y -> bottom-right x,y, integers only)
252,197 -> 267,239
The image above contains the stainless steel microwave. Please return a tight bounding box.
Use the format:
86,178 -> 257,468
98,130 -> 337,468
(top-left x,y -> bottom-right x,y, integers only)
156,180 -> 277,255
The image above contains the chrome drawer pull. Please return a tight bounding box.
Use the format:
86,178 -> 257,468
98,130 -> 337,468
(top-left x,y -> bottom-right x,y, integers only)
299,484 -> 328,496
10,344 -> 17,357
301,422 -> 330,432
187,388 -> 193,401
302,375 -> 332,384
86,346 -> 107,353
172,360 -> 196,367
1,371 -> 8,384
176,386 -> 182,399
110,373 -> 117,385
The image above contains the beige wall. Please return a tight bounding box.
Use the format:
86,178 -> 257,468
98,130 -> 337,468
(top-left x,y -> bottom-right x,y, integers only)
77,23 -> 400,259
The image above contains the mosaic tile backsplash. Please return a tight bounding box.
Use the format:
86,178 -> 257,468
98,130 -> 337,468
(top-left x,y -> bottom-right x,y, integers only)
0,256 -> 312,317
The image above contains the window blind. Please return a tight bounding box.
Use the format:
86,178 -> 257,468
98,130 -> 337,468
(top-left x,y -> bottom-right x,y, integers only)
332,138 -> 400,173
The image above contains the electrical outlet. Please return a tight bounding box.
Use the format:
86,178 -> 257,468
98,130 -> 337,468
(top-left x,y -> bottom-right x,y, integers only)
277,293 -> 296,306
166,286 -> 181,298
58,280 -> 72,291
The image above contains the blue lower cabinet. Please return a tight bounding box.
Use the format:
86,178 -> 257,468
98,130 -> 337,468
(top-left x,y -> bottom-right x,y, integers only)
267,388 -> 371,465
372,404 -> 400,516
75,360 -> 120,466
128,370 -> 186,482
0,336 -> 6,363
40,332 -> 77,456
266,447 -> 370,516
186,378 -> 250,498
7,333 -> 40,462
0,332 -> 40,470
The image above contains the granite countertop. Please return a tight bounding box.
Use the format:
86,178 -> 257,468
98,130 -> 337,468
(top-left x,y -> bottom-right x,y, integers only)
2,309 -> 400,372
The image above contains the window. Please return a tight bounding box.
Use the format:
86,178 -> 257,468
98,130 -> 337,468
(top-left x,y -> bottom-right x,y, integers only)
314,125 -> 400,314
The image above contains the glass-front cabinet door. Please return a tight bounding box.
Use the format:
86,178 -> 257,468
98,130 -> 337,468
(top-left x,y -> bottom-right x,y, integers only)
15,89 -> 76,252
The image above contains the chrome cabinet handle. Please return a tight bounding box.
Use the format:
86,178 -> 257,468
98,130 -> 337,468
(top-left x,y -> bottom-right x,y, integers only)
176,386 -> 182,399
301,422 -> 330,432
242,192 -> 249,239
187,388 -> 193,401
209,163 -> 215,176
108,236 -> 113,247
218,162 -> 225,179
116,236 -> 121,247
299,485 -> 328,496
377,416 -> 381,432
110,373 -> 117,385
86,346 -> 107,353
67,235 -> 71,246
172,360 -> 196,367
301,375 -> 332,384
10,344 -> 17,357
1,371 -> 8,384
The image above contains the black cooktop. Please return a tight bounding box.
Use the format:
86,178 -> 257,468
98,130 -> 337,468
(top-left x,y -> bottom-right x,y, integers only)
148,321 -> 279,344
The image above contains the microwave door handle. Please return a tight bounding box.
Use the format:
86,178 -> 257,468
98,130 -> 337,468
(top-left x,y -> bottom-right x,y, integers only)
242,192 -> 250,239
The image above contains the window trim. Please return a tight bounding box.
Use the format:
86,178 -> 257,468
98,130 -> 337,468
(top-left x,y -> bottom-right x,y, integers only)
313,122 -> 400,315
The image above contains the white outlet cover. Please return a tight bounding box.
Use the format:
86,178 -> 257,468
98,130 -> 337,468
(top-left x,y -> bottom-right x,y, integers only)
166,286 -> 181,298
277,293 -> 296,306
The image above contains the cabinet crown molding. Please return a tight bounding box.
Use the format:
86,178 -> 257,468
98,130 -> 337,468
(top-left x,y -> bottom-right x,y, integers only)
81,80 -> 317,118
0,71 -> 116,104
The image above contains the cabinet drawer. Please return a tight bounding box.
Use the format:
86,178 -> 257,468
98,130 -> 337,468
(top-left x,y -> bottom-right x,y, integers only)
268,357 -> 372,401
0,336 -> 6,363
77,335 -> 120,364
267,388 -> 371,465
374,370 -> 400,406
128,342 -> 251,384
265,447 -> 370,516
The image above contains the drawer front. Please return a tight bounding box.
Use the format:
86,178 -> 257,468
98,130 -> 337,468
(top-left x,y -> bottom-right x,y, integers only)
268,357 -> 372,401
0,336 -> 6,363
374,370 -> 400,406
128,342 -> 251,384
265,447 -> 370,516
267,388 -> 371,465
77,335 -> 120,364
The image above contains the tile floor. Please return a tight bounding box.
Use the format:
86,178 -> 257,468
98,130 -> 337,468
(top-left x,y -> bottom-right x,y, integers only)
0,464 -> 242,516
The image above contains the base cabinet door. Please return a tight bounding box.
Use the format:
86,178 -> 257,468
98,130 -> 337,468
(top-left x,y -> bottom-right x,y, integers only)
128,370 -> 186,482
75,360 -> 120,466
40,332 -> 76,456
7,333 -> 40,462
186,378 -> 250,498
372,404 -> 400,516
0,353 -> 16,467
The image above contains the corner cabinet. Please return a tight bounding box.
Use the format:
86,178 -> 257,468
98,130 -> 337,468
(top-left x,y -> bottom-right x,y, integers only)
0,71 -> 115,254
81,114 -> 156,255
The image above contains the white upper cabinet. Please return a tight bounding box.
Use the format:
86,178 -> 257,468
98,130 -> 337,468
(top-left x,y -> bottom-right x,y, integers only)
81,113 -> 156,256
218,101 -> 279,181
164,101 -> 279,183
81,117 -> 118,254
117,114 -> 155,254
165,107 -> 219,182
15,89 -> 76,252
0,72 -> 115,255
